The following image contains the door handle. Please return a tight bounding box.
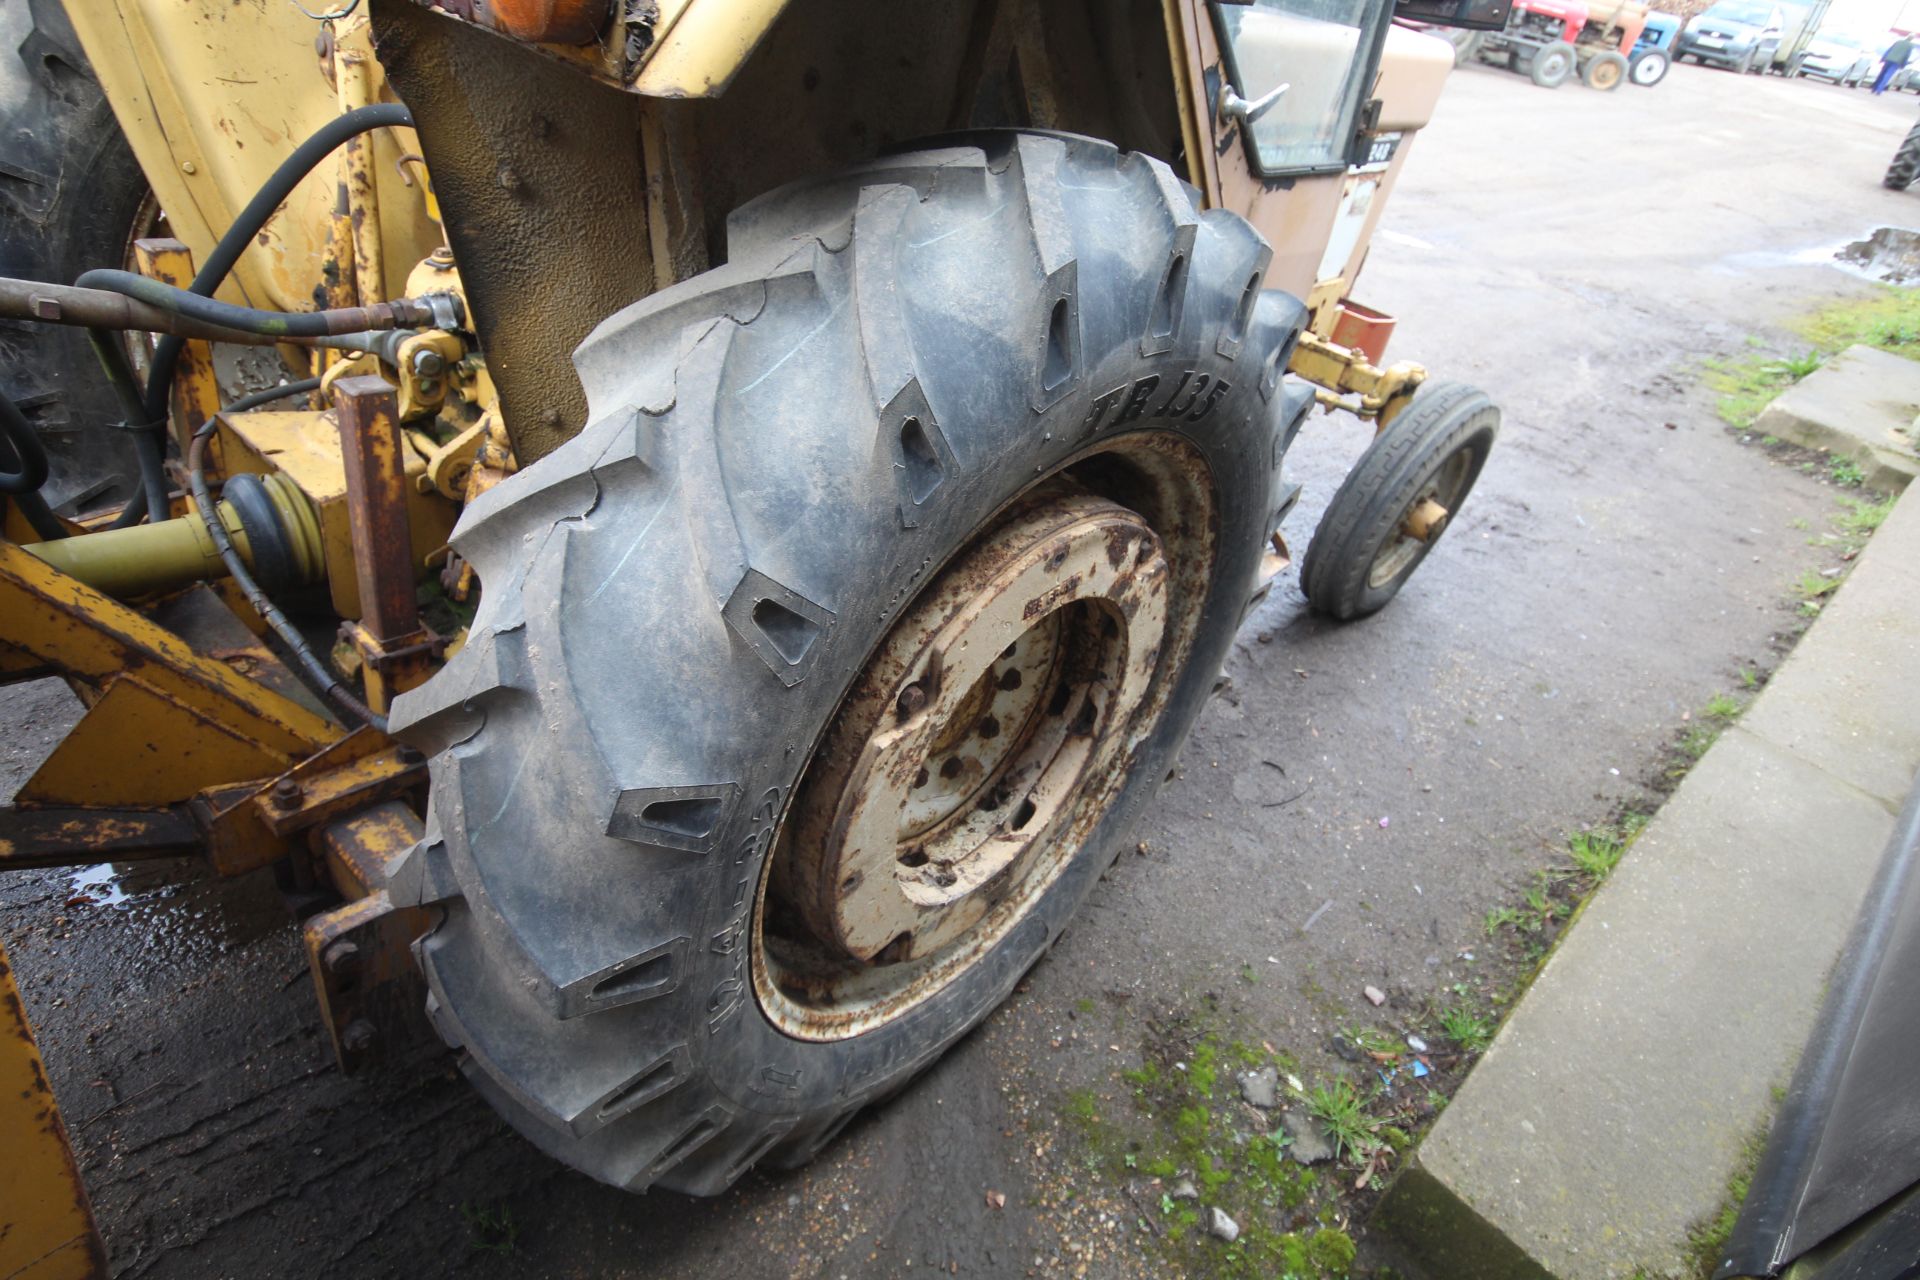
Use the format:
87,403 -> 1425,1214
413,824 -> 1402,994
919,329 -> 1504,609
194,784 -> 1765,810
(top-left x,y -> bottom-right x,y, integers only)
1219,82 -> 1289,126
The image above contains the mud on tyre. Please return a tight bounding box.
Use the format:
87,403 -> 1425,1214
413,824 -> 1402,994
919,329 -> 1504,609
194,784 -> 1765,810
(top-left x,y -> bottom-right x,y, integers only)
388,131 -> 1312,1194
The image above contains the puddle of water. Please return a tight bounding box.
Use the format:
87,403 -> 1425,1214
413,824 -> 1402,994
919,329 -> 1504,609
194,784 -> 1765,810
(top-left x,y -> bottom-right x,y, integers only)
1833,226 -> 1920,285
66,863 -> 134,907
1714,226 -> 1920,284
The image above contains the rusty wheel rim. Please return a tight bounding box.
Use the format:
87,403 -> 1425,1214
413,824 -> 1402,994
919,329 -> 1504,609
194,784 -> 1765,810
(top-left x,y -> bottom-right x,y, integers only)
1368,446 -> 1469,589
754,435 -> 1216,1041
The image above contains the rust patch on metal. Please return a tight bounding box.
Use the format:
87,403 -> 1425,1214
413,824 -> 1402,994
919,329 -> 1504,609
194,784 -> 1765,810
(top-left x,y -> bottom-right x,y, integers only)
754,432 -> 1219,1041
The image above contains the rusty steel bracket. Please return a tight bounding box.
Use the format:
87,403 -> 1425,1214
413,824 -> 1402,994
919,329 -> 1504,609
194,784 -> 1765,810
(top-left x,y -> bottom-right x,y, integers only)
1288,330 -> 1425,426
393,330 -> 464,421
331,376 -> 445,711
132,238 -> 222,460
301,800 -> 435,1072
196,726 -> 425,877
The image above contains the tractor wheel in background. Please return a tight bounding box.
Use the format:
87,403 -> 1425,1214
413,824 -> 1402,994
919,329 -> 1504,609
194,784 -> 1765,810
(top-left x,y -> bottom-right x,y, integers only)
1884,120 -> 1920,189
1447,30 -> 1485,65
1530,41 -> 1578,87
1583,51 -> 1630,89
1629,48 -> 1671,85
386,131 -> 1309,1195
1300,382 -> 1499,621
0,0 -> 147,511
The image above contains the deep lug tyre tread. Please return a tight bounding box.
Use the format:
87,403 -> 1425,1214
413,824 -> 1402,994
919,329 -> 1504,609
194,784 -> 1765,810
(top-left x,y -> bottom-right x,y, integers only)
389,130 -> 1308,1195
1886,122 -> 1920,190
0,0 -> 147,508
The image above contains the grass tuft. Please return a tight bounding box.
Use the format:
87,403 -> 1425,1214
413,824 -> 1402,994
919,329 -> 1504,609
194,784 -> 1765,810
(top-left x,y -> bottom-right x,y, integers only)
1437,1002 -> 1494,1054
1304,1080 -> 1380,1163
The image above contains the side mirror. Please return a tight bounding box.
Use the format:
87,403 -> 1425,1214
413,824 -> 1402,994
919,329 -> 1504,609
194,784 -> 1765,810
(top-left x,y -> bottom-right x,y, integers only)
1393,0 -> 1512,30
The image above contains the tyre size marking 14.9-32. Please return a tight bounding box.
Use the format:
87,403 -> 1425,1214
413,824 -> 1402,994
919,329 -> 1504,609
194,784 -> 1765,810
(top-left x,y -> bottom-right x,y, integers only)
708,787 -> 786,1033
1081,370 -> 1232,436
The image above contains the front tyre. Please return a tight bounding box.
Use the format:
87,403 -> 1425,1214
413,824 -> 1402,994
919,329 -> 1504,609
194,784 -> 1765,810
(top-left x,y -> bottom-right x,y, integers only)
1629,48 -> 1671,86
388,133 -> 1309,1195
1300,382 -> 1499,621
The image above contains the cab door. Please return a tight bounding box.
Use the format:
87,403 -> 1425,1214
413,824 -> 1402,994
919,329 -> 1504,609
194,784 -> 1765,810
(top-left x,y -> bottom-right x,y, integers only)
1167,0 -> 1398,298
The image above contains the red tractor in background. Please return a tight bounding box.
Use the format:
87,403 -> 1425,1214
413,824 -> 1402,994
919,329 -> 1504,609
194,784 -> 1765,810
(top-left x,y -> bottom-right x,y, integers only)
1454,0 -> 1654,87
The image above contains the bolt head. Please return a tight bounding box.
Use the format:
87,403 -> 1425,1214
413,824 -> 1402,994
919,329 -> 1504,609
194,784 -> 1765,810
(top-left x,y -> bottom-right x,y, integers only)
396,744 -> 425,766
896,684 -> 928,718
411,348 -> 446,376
271,777 -> 303,809
340,1020 -> 376,1054
323,939 -> 362,976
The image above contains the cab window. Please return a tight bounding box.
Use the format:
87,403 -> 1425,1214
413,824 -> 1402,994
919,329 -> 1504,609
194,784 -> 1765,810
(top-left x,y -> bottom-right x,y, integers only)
1213,0 -> 1384,175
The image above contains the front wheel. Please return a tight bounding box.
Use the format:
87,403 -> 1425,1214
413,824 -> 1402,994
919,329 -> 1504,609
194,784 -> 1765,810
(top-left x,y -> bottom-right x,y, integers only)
1736,46 -> 1757,73
1583,50 -> 1630,89
1530,41 -> 1578,87
388,132 -> 1309,1195
1630,48 -> 1672,85
1300,382 -> 1499,620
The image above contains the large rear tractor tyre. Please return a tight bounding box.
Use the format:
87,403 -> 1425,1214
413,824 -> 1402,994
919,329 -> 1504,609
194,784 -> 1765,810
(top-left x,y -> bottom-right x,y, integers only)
1582,50 -> 1630,90
1885,121 -> 1920,189
1300,381 -> 1498,621
388,132 -> 1311,1195
0,0 -> 147,510
1530,41 -> 1578,87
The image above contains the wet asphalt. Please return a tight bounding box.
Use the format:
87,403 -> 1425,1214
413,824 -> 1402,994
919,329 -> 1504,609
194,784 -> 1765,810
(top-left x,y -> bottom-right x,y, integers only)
4,57 -> 1918,1280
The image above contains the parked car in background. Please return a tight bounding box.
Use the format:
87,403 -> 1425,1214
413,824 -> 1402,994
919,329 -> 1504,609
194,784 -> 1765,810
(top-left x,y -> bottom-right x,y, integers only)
1795,31 -> 1875,84
1676,0 -> 1787,70
1891,56 -> 1920,91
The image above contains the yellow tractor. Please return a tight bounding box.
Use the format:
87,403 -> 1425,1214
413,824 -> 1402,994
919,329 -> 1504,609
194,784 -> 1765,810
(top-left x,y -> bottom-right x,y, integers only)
0,0 -> 1505,1261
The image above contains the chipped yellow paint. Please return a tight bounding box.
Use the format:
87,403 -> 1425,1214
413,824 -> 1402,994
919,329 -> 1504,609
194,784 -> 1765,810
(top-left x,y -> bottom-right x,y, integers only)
0,940 -> 106,1280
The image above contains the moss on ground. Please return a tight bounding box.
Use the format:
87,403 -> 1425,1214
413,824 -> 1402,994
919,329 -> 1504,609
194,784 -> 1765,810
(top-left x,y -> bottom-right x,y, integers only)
1706,285 -> 1920,428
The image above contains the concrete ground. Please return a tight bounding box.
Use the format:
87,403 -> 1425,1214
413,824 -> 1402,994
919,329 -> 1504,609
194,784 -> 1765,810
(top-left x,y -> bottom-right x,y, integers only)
4,54 -> 1919,1280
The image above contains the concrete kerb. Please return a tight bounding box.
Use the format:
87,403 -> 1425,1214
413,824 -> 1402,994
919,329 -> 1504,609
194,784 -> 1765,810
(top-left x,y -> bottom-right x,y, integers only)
1751,345 -> 1920,493
1378,479 -> 1920,1278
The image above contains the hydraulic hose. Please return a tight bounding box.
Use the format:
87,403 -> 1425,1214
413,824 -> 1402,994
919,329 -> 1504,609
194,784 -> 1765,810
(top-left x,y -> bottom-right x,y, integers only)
0,385 -> 49,494
60,100 -> 412,529
220,377 -> 323,415
187,421 -> 384,732
138,102 -> 414,426
75,269 -> 449,341
0,388 -> 65,540
82,328 -> 171,529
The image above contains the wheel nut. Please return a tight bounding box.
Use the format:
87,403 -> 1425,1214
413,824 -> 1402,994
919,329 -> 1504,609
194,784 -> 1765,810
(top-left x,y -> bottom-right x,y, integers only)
271,777 -> 303,810
896,684 -> 928,718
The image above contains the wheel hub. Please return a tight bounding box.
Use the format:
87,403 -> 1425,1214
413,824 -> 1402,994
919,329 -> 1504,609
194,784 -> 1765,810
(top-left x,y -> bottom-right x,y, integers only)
780,489 -> 1168,966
